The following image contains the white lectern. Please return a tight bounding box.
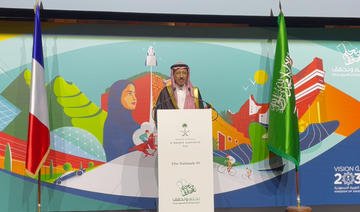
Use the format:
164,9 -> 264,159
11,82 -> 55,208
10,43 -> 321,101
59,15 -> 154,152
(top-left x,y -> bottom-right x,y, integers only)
157,109 -> 214,212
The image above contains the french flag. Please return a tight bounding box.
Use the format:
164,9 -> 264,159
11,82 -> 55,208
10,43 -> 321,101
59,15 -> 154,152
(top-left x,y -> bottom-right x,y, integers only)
25,5 -> 50,178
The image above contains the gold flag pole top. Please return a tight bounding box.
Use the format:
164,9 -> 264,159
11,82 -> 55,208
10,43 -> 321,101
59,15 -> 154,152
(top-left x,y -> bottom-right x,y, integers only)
34,0 -> 39,14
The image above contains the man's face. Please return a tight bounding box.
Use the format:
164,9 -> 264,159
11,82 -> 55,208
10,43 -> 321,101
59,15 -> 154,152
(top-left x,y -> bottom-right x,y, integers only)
173,68 -> 188,87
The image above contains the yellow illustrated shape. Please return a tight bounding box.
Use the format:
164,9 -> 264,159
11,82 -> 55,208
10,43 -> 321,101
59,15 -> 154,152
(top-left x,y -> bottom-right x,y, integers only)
254,70 -> 268,85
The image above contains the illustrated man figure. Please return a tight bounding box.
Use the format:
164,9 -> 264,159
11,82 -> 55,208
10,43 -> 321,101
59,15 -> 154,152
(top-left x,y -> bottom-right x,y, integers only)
139,130 -> 150,143
226,154 -> 236,172
155,62 -> 205,114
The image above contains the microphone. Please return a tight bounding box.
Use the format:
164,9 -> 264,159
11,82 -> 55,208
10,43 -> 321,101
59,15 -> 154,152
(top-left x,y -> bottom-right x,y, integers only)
187,87 -> 213,109
153,87 -> 176,110
187,87 -> 219,121
152,88 -> 177,123
153,87 -> 205,110
152,86 -> 219,122
154,87 -> 212,109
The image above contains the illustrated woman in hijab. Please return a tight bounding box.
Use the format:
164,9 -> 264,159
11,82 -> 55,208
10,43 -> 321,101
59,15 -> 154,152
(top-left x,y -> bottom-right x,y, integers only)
103,80 -> 139,162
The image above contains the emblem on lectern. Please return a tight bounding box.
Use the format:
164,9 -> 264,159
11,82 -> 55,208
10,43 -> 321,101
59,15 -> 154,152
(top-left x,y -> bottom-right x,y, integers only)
177,179 -> 197,196
180,123 -> 190,136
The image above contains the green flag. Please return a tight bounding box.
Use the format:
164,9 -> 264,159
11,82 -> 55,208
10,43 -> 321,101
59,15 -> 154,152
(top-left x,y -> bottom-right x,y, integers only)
268,12 -> 300,167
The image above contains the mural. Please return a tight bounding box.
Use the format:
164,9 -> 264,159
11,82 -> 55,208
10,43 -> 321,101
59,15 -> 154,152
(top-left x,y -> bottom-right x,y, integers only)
0,22 -> 359,211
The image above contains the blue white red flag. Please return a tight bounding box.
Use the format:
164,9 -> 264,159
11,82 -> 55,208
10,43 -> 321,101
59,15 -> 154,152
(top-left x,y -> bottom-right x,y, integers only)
25,5 -> 50,178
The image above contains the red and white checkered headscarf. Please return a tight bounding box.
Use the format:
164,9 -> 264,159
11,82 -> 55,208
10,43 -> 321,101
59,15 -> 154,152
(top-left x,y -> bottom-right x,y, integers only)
170,62 -> 196,109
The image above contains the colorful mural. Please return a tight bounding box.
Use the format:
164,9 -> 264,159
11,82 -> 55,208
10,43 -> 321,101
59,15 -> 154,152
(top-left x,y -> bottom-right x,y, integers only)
0,21 -> 359,211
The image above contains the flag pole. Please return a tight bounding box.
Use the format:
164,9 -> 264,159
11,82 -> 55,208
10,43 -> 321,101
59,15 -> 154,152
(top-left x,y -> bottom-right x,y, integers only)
38,169 -> 41,212
296,167 -> 301,208
267,8 -> 312,212
35,3 -> 41,212
34,3 -> 42,212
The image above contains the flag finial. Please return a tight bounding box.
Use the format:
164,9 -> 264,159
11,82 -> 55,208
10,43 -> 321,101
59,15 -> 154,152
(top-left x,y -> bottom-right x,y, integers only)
34,0 -> 39,14
33,1 -> 43,14
279,1 -> 282,13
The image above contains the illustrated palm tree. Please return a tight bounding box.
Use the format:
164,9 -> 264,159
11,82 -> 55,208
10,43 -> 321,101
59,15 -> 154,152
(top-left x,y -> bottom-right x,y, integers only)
182,123 -> 189,136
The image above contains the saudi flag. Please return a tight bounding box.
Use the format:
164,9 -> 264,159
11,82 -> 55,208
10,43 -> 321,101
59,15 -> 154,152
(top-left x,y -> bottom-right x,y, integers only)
267,12 -> 300,167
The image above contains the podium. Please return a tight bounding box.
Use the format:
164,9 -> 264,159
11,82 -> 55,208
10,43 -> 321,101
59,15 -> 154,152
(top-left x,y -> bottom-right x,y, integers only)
157,109 -> 214,212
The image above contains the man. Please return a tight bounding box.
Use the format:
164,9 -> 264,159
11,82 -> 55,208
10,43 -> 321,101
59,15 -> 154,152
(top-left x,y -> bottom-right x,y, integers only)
139,130 -> 150,142
155,62 -> 205,113
225,154 -> 235,173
